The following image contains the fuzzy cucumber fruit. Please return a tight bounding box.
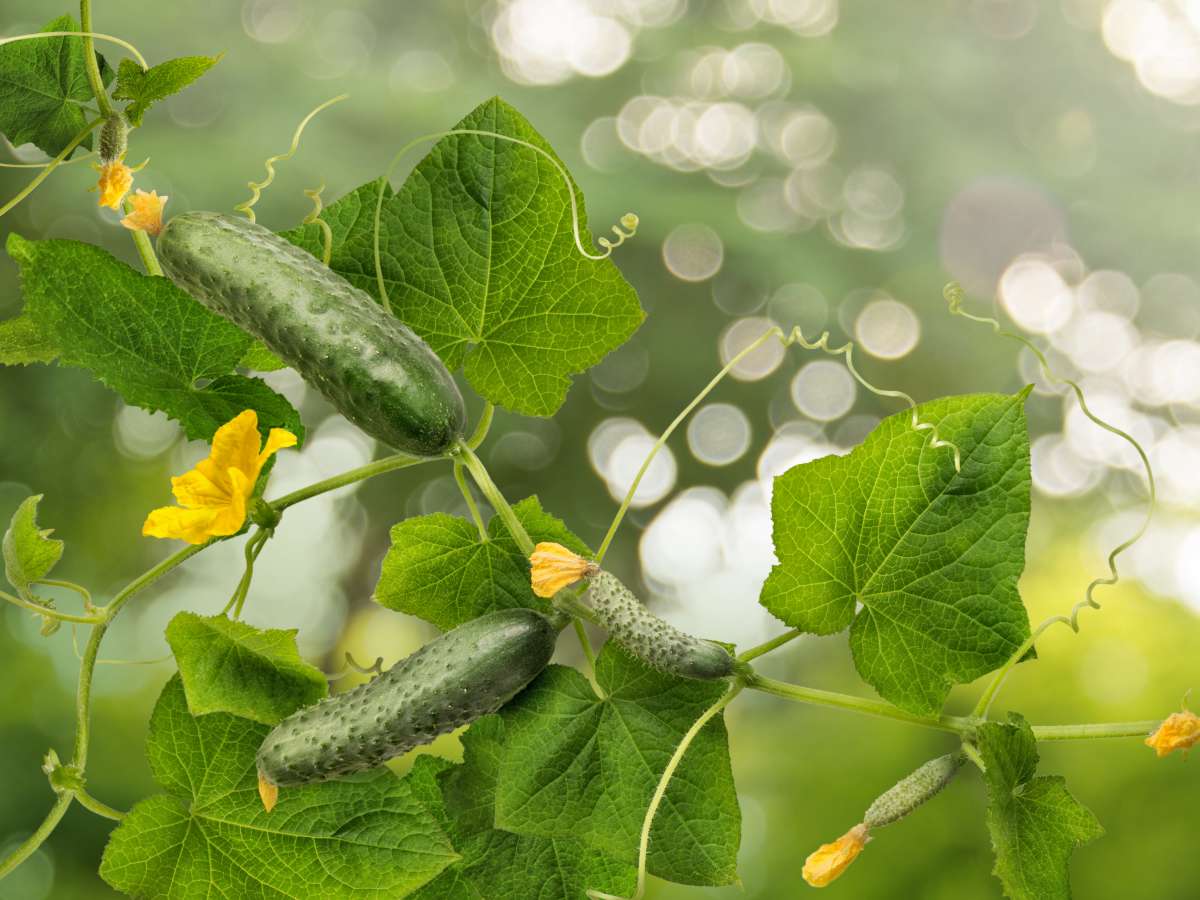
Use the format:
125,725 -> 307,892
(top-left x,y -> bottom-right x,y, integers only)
587,570 -> 735,681
257,608 -> 558,787
157,211 -> 466,456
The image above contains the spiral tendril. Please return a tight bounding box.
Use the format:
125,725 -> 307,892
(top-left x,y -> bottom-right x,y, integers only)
234,94 -> 348,223
302,182 -> 333,266
373,128 -> 639,311
947,282 -> 1159,717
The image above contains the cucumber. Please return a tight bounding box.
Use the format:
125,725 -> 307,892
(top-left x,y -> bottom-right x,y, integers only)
863,753 -> 964,830
257,608 -> 558,787
586,570 -> 735,681
157,211 -> 466,456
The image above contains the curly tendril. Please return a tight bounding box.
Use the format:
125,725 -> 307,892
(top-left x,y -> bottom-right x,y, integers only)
234,94 -> 348,223
372,128 -> 639,311
302,182 -> 334,266
593,322 -> 962,563
945,282 -> 1159,717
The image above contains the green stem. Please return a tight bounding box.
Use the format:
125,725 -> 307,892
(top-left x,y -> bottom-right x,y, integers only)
123,196 -> 163,275
961,741 -> 986,771
73,544 -> 203,767
466,402 -> 495,450
33,579 -> 94,610
744,672 -> 975,735
0,794 -> 73,879
588,683 -> 743,900
737,628 -> 802,662
456,442 -> 533,556
79,1 -> 114,119
73,788 -> 125,822
269,452 -> 436,511
0,589 -> 105,625
1031,721 -> 1159,742
594,328 -> 780,564
454,463 -> 488,540
0,118 -> 102,218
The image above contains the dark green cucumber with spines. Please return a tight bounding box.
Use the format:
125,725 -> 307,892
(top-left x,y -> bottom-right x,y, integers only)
586,570 -> 735,681
157,211 -> 466,456
257,608 -> 557,787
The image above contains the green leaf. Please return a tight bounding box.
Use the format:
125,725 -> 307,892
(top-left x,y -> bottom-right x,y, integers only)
282,97 -> 644,417
5,234 -> 302,442
494,644 -> 741,886
165,612 -> 327,726
406,718 -> 637,900
0,315 -> 57,365
375,496 -> 590,630
99,676 -> 458,899
238,342 -> 286,372
112,54 -> 221,127
3,495 -> 63,602
977,713 -> 1104,899
759,391 -> 1033,715
0,15 -> 113,157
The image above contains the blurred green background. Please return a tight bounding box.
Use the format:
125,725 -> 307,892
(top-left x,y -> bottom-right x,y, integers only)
2,0 -> 1198,897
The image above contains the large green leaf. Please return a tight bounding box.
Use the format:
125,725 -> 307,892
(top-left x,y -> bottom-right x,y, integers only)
759,391 -> 1033,715
5,234 -> 302,442
375,496 -> 590,630
2,494 -> 63,602
494,645 -> 741,886
166,612 -> 327,726
113,54 -> 221,126
282,97 -> 644,417
407,717 -> 636,900
977,713 -> 1104,899
99,677 -> 458,899
0,15 -> 113,157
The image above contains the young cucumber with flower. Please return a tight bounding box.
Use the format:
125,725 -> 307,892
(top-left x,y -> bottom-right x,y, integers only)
0,6 -> 1195,899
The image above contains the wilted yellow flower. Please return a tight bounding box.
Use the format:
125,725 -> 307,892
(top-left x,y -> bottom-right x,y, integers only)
802,824 -> 869,888
96,158 -> 133,210
258,771 -> 279,813
143,410 -> 296,544
1145,710 -> 1200,758
120,189 -> 168,236
529,541 -> 595,598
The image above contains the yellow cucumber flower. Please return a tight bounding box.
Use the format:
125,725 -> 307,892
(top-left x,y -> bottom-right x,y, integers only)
802,823 -> 869,888
529,541 -> 595,598
1145,710 -> 1200,758
143,410 -> 296,545
96,158 -> 133,210
120,189 -> 168,236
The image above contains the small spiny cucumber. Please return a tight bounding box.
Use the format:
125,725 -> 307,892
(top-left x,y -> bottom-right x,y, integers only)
157,211 -> 466,456
256,607 -> 558,789
863,752 -> 965,830
586,570 -> 735,681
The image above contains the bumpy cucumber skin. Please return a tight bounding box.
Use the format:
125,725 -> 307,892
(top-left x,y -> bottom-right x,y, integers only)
587,570 -> 735,681
157,211 -> 466,456
864,752 -> 964,830
257,608 -> 557,787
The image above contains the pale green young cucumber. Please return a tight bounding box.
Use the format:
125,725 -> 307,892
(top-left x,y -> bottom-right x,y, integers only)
257,608 -> 557,787
864,752 -> 965,830
586,569 -> 735,681
157,211 -> 466,456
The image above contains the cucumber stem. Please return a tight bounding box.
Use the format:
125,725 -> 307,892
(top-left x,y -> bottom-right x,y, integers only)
456,442 -> 533,556
79,1 -> 114,119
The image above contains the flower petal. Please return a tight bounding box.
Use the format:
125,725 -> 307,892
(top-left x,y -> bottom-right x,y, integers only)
253,428 -> 298,478
120,189 -> 168,236
142,505 -> 222,545
171,468 -> 230,510
802,824 -> 869,888
195,410 -> 261,494
97,160 -> 133,210
1145,710 -> 1200,758
529,541 -> 595,598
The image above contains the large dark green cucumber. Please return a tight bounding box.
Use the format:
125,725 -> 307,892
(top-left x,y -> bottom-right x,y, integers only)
157,211 -> 466,456
257,608 -> 558,787
587,570 -> 735,681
